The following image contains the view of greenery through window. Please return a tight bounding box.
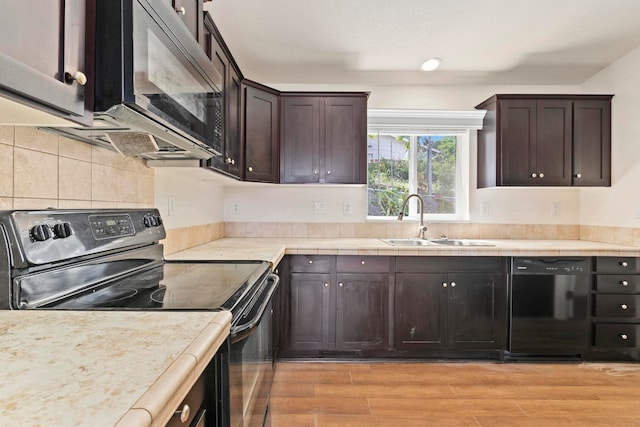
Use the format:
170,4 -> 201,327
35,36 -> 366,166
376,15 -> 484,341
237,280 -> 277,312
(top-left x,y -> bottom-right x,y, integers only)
367,133 -> 458,217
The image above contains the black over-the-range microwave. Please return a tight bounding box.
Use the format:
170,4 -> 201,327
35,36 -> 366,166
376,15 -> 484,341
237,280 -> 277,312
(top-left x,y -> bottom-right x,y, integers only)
46,0 -> 224,161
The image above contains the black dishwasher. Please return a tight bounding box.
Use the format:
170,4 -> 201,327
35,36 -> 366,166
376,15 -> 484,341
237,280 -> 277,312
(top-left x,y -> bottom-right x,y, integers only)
509,257 -> 590,358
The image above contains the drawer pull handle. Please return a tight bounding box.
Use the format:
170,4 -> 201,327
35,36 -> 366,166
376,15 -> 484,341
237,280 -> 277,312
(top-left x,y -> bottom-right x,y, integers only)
175,404 -> 190,423
621,280 -> 629,287
621,261 -> 629,267
621,304 -> 629,310
620,334 -> 629,340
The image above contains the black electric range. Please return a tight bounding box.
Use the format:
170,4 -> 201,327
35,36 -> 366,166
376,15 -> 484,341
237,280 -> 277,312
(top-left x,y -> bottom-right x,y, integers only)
0,208 -> 279,427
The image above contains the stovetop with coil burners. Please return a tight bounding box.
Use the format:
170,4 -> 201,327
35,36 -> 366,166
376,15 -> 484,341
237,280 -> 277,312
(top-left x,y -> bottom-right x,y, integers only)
0,209 -> 271,313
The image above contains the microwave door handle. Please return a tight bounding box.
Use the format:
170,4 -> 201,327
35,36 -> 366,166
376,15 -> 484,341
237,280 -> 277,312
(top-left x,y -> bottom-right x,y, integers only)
230,274 -> 279,344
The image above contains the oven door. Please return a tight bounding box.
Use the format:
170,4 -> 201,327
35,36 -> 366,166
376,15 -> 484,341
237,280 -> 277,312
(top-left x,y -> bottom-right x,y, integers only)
229,273 -> 279,427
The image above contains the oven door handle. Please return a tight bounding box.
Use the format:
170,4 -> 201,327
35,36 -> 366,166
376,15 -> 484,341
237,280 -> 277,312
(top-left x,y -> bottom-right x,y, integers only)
230,273 -> 279,344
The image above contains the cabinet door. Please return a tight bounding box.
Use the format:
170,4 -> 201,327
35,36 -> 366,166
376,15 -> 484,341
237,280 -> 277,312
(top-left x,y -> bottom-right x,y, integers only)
447,272 -> 505,350
336,273 -> 389,350
226,67 -> 242,177
573,100 -> 611,186
206,34 -> 228,170
395,273 -> 447,350
281,96 -> 321,183
324,97 -> 367,184
172,0 -> 203,43
536,100 -> 572,185
290,273 -> 333,351
245,85 -> 279,182
499,100 -> 537,185
0,0 -> 91,123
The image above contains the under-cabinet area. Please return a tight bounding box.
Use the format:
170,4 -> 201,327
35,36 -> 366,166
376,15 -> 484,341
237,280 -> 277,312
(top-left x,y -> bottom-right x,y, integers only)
275,254 -> 640,361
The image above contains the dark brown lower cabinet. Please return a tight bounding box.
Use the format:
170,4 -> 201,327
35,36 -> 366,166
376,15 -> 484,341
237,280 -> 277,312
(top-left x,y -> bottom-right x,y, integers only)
395,257 -> 507,355
290,273 -> 332,351
336,273 -> 389,350
285,255 -> 391,356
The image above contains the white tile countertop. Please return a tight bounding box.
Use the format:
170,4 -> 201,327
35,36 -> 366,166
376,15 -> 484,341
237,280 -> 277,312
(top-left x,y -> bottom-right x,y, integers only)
0,310 -> 231,427
165,237 -> 640,266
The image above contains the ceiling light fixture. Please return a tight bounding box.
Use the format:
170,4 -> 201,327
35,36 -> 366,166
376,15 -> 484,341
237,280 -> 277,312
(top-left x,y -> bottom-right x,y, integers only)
421,57 -> 442,71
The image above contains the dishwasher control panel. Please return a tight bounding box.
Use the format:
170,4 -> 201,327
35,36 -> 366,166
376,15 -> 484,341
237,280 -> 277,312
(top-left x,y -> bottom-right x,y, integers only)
512,257 -> 590,274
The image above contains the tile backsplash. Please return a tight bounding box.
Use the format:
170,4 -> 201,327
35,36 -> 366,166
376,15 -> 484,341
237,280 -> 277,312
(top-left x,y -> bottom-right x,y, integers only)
0,126 -> 154,210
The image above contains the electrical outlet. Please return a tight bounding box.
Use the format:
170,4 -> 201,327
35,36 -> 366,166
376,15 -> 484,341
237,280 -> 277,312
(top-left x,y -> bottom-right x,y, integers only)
168,196 -> 176,216
314,201 -> 327,215
232,201 -> 240,214
480,202 -> 489,216
551,203 -> 560,217
343,201 -> 352,215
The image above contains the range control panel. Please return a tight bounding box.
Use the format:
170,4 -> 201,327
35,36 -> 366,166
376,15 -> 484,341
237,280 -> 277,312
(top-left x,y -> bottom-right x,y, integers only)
4,209 -> 166,267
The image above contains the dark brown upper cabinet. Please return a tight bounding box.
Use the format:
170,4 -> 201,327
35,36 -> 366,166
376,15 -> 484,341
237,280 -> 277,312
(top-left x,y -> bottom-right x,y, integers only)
243,81 -> 279,183
0,0 -> 94,125
281,93 -> 368,184
171,0 -> 204,43
202,13 -> 242,178
476,94 -> 612,188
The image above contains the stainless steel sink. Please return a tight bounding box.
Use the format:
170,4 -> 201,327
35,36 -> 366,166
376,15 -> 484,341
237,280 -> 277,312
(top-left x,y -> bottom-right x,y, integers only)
382,238 -> 495,247
381,238 -> 437,246
427,238 -> 495,246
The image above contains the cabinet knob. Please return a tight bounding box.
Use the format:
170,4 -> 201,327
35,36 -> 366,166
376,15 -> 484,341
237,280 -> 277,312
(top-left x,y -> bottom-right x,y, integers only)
450,282 -> 456,288
175,404 -> 190,423
231,159 -> 235,165
620,334 -> 629,340
327,170 -> 331,175
225,157 -> 232,164
361,260 -> 365,265
531,173 -> 537,178
323,282 -> 329,287
339,282 -> 343,287
621,280 -> 629,287
621,304 -> 629,310
575,173 -> 582,179
248,166 -> 253,172
308,260 -> 313,264
176,6 -> 186,15
313,170 -> 318,175
621,261 -> 629,267
442,282 -> 448,288
64,71 -> 87,86
539,173 -> 545,178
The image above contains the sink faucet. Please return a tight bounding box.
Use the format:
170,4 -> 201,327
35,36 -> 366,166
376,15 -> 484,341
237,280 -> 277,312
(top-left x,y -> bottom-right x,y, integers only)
397,194 -> 428,239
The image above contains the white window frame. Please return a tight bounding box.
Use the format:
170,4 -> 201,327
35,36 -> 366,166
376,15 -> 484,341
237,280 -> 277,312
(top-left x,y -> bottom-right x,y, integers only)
366,109 -> 486,222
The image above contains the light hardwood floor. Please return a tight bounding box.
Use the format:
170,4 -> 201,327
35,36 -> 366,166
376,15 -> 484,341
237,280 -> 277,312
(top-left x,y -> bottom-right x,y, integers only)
270,361 -> 640,426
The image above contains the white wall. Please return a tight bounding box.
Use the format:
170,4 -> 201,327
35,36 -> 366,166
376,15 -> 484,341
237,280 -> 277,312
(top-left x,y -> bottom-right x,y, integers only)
220,83 -> 583,225
579,45 -> 640,227
154,168 -> 225,228
154,79 -> 626,228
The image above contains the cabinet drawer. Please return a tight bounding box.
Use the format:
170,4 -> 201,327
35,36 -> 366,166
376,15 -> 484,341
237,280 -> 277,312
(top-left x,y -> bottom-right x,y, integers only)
596,257 -> 640,274
595,295 -> 640,320
337,256 -> 390,273
396,256 -> 503,273
290,255 -> 332,273
596,275 -> 640,293
594,324 -> 638,348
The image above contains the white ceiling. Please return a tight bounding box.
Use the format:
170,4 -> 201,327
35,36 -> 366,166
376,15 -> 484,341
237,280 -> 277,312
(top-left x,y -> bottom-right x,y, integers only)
205,0 -> 640,87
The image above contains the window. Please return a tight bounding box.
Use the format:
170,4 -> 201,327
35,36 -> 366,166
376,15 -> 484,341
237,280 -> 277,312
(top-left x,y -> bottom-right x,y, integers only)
366,109 -> 485,221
